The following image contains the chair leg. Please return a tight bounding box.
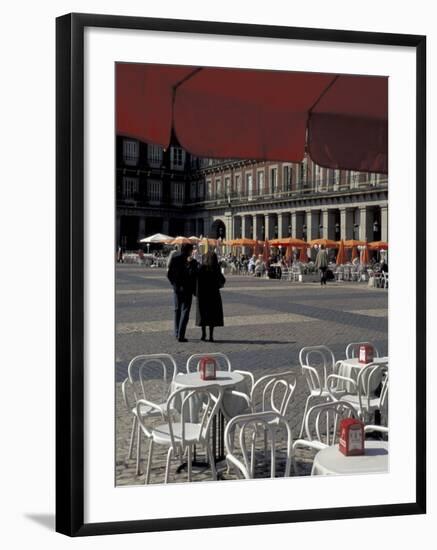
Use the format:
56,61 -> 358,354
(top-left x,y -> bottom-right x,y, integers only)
187,445 -> 192,482
136,423 -> 142,476
127,416 -> 137,462
165,447 -> 173,484
206,443 -> 217,481
298,395 -> 312,439
145,439 -> 154,485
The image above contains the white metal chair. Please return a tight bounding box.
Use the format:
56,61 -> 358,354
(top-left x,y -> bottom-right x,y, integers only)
292,401 -> 357,473
224,412 -> 293,479
248,371 -> 297,417
298,345 -> 342,438
136,385 -> 224,483
327,361 -> 389,423
381,271 -> 389,289
186,352 -> 232,373
345,342 -> 380,359
125,354 -> 178,475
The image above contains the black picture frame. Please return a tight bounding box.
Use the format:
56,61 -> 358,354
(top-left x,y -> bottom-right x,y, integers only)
56,12 -> 426,537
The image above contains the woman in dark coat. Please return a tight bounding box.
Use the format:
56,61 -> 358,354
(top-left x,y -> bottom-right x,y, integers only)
195,251 -> 225,342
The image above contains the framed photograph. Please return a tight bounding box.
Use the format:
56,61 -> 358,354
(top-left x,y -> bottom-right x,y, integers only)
56,13 -> 426,536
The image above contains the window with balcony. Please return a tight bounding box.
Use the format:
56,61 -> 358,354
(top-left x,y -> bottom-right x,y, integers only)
148,144 -> 163,166
123,176 -> 139,201
172,182 -> 185,203
257,170 -> 264,195
215,178 -> 222,199
170,147 -> 185,170
190,181 -> 197,200
225,176 -> 231,202
206,180 -> 212,200
270,167 -> 278,195
246,173 -> 253,199
235,174 -> 242,197
147,180 -> 162,203
123,140 -> 139,166
283,165 -> 291,192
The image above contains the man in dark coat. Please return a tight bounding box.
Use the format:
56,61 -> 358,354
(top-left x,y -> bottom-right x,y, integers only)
167,243 -> 198,342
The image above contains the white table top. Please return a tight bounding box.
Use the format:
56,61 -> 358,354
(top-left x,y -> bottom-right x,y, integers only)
341,356 -> 389,369
172,371 -> 248,419
312,441 -> 389,476
174,370 -> 244,389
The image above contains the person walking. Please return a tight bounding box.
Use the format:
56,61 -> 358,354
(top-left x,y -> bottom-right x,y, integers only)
314,244 -> 329,286
167,243 -> 198,342
195,251 -> 225,342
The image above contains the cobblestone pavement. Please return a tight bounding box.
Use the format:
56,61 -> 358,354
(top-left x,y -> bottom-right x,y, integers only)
115,265 -> 388,486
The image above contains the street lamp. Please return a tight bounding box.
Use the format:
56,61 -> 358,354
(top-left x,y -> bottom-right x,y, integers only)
335,222 -> 340,238
288,224 -> 292,236
274,224 -> 278,238
319,223 -> 323,238
302,224 -> 307,240
353,223 -> 359,238
261,225 -> 265,240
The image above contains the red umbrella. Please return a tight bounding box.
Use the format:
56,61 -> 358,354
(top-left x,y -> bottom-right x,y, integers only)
117,64 -> 387,173
285,245 -> 293,266
262,241 -> 271,263
336,239 -> 347,265
360,245 -> 370,265
298,246 -> 308,263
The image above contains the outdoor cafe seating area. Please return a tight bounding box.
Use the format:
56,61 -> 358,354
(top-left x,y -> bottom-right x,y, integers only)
120,343 -> 389,484
118,233 -> 388,288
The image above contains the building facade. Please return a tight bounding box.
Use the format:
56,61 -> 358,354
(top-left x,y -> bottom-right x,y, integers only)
116,136 -> 388,250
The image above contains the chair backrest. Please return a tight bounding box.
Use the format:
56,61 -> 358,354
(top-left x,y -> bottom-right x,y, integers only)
165,385 -> 224,449
127,353 -> 178,404
299,345 -> 336,393
345,342 -> 380,359
304,401 -> 358,446
186,352 -> 232,373
250,372 -> 297,417
356,362 -> 388,411
224,412 -> 293,479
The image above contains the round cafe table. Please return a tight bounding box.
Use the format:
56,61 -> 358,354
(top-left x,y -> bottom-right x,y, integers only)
171,371 -> 248,466
311,441 -> 389,475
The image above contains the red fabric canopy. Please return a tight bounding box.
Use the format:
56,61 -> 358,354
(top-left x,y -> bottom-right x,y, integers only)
116,63 -> 388,173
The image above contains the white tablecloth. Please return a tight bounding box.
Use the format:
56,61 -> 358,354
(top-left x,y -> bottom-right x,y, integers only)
171,371 -> 249,420
337,356 -> 388,392
312,441 -> 389,475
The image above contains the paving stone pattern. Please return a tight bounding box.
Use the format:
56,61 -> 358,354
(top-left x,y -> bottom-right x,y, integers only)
115,265 -> 388,486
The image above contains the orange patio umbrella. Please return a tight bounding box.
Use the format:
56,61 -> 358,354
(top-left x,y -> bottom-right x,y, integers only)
342,239 -> 367,248
308,238 -> 339,248
269,237 -> 307,247
230,238 -> 257,247
336,239 -> 347,265
368,241 -> 388,250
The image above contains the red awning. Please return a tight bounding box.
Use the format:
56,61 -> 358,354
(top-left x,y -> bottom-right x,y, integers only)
116,63 -> 388,173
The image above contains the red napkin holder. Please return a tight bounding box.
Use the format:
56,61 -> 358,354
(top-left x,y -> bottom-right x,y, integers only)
339,418 -> 365,456
199,356 -> 217,380
359,344 -> 374,364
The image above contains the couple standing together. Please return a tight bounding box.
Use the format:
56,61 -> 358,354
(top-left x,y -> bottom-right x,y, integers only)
167,243 -> 225,343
